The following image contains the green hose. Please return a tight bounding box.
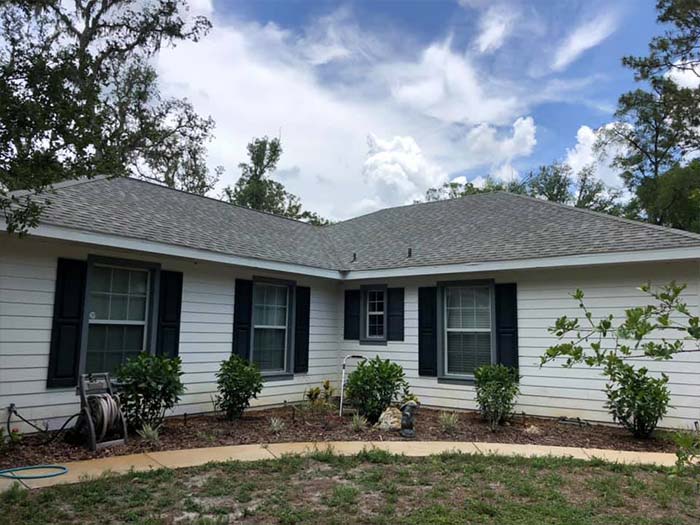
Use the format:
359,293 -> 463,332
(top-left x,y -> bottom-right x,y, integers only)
0,465 -> 68,480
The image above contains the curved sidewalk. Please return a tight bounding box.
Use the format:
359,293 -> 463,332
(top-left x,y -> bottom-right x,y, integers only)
0,441 -> 678,491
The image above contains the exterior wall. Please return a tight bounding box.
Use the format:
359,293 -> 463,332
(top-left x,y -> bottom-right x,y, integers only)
340,261 -> 700,429
0,235 -> 341,433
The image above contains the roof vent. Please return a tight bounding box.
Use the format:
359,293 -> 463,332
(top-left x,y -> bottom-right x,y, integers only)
407,247 -> 412,258
352,252 -> 357,262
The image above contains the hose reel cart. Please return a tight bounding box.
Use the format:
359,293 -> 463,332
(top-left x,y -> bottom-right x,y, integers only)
74,373 -> 128,451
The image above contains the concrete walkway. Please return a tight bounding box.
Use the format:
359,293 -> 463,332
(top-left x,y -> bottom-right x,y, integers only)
0,441 -> 679,492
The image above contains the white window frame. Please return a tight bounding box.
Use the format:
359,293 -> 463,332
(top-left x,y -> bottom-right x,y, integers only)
86,264 -> 152,372
251,282 -> 290,374
443,284 -> 493,378
366,289 -> 386,339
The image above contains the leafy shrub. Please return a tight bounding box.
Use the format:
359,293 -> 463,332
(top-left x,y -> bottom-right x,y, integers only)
269,417 -> 286,434
606,366 -> 670,438
215,355 -> 263,420
136,423 -> 161,446
117,354 -> 185,429
351,414 -> 368,432
542,283 -> 693,438
438,411 -> 459,435
674,422 -> 700,476
474,364 -> 520,431
345,356 -> 410,423
305,387 -> 322,404
321,379 -> 335,403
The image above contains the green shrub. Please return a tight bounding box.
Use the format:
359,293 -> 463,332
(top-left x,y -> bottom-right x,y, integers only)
117,354 -> 185,429
215,355 -> 263,420
351,414 -> 368,432
606,366 -> 670,438
542,283 -> 691,438
136,423 -> 161,446
474,364 -> 519,431
345,356 -> 409,422
673,422 -> 700,476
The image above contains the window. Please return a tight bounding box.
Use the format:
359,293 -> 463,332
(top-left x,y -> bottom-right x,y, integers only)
366,289 -> 385,338
86,265 -> 151,374
252,283 -> 289,373
444,285 -> 492,377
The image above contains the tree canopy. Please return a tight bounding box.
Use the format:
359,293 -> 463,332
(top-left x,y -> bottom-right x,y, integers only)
0,0 -> 219,234
424,162 -> 622,215
222,137 -> 330,225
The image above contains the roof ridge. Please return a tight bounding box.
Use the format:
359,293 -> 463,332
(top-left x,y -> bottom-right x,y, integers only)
500,191 -> 700,242
9,175 -> 112,198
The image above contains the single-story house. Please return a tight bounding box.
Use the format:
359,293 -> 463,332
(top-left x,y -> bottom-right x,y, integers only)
2,176 -> 700,432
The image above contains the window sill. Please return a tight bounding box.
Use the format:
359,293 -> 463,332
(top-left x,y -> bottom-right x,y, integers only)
359,339 -> 387,346
261,373 -> 294,382
438,376 -> 476,386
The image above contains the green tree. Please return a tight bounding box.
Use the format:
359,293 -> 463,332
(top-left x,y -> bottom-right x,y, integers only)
639,159 -> 700,232
423,162 -> 621,214
0,1 -> 218,234
599,0 -> 700,227
222,136 -> 330,223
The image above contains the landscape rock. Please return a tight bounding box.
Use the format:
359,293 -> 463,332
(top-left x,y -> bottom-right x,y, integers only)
376,407 -> 402,431
524,424 -> 542,436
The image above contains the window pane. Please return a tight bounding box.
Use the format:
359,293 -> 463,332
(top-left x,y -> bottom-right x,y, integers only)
129,270 -> 148,294
447,332 -> 491,375
368,314 -> 384,337
110,295 -> 128,320
92,266 -> 112,293
112,269 -> 130,293
446,286 -> 491,330
128,296 -> 146,321
253,327 -> 285,371
90,294 -> 110,320
86,325 -> 144,374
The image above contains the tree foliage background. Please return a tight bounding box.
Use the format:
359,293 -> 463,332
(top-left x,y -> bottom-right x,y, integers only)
0,0 -> 220,233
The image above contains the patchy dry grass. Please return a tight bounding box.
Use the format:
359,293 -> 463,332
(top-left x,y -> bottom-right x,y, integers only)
1,450 -> 699,524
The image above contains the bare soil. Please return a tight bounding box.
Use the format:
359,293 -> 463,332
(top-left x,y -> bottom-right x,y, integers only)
0,406 -> 675,470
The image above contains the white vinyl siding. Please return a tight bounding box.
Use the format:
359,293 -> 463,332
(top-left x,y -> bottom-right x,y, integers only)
0,235 -> 340,433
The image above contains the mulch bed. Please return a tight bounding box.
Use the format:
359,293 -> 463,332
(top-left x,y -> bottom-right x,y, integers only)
0,406 -> 675,470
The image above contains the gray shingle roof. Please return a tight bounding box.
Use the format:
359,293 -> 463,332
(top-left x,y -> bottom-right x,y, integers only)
33,177 -> 700,272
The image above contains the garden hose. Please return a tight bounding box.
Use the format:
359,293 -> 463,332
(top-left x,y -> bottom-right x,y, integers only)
0,465 -> 68,480
86,393 -> 121,442
5,405 -> 80,447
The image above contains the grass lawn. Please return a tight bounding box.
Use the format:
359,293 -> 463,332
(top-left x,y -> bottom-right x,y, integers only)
1,449 -> 698,525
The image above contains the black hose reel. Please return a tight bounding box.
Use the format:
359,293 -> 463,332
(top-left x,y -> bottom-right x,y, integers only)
74,373 -> 128,451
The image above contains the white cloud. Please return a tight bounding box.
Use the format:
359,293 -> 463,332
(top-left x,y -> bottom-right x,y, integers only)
667,66 -> 700,89
388,38 -> 521,126
463,117 -> 537,165
552,13 -> 618,71
362,134 -> 446,208
153,7 -> 605,218
565,124 -> 624,188
474,5 -> 519,54
491,163 -> 519,182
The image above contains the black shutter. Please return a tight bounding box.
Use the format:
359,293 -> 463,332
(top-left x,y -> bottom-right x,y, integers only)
418,286 -> 438,376
343,289 -> 361,340
47,258 -> 86,388
387,288 -> 404,341
495,283 -> 518,369
233,279 -> 253,360
294,286 -> 311,373
156,271 -> 183,359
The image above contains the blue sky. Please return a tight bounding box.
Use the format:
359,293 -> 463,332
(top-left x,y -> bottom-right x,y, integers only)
157,0 -> 662,219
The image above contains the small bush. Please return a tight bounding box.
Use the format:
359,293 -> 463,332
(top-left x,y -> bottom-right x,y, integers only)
345,356 -> 410,423
117,354 -> 185,429
215,355 -> 264,420
674,422 -> 700,476
351,414 -> 368,433
136,423 -> 161,445
305,387 -> 322,404
474,364 -> 519,431
606,366 -> 670,438
439,411 -> 459,435
269,417 -> 286,434
322,379 -> 335,403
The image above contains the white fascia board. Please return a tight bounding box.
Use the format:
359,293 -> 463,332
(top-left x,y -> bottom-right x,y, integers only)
342,247 -> 700,281
24,224 -> 343,280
